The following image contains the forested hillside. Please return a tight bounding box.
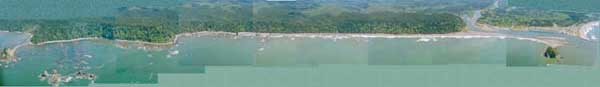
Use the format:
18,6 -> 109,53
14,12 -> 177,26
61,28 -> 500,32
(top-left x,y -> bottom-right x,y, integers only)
478,8 -> 594,27
478,0 -> 598,28
0,0 -> 477,44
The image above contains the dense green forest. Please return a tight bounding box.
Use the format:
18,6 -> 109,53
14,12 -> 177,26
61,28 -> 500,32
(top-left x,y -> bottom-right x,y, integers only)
478,0 -> 599,28
478,8 -> 594,27
544,47 -> 559,59
0,0 -> 469,44
0,19 -> 177,43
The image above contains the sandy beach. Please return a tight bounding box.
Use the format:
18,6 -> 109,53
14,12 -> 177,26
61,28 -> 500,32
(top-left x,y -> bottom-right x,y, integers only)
175,31 -> 568,47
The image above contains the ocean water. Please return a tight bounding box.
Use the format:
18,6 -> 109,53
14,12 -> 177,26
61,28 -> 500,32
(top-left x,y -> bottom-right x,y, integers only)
0,32 -> 599,86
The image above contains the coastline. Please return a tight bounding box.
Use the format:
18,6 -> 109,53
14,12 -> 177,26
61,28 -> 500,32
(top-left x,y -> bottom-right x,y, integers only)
35,37 -> 100,45
239,32 -> 567,47
177,31 -> 568,48
0,31 -> 28,64
0,30 -> 569,64
13,31 -> 569,48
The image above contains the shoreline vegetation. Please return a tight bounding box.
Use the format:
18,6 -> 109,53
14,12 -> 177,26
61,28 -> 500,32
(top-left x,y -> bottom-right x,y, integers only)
475,0 -> 600,39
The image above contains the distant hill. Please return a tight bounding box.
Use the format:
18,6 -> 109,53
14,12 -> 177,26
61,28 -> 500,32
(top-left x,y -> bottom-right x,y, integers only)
509,0 -> 600,13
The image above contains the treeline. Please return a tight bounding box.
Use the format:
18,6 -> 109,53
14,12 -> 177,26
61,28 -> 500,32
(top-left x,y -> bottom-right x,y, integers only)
2,20 -> 171,44
261,12 -> 464,34
180,1 -> 466,34
478,8 -> 594,27
180,12 -> 465,34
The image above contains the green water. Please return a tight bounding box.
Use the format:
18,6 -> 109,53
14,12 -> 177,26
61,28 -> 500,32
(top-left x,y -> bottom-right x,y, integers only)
369,38 -> 509,65
256,38 -> 369,66
0,33 -> 599,86
175,36 -> 257,66
160,64 -> 600,87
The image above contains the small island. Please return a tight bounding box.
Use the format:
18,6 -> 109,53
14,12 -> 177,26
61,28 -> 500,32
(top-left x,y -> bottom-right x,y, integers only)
543,47 -> 560,64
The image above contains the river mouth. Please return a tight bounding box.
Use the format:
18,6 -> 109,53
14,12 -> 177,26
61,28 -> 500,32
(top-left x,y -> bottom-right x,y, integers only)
1,31 -> 598,86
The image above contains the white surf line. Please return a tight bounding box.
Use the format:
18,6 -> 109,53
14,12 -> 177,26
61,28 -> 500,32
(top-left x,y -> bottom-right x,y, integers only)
161,31 -> 568,47
579,21 -> 600,41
